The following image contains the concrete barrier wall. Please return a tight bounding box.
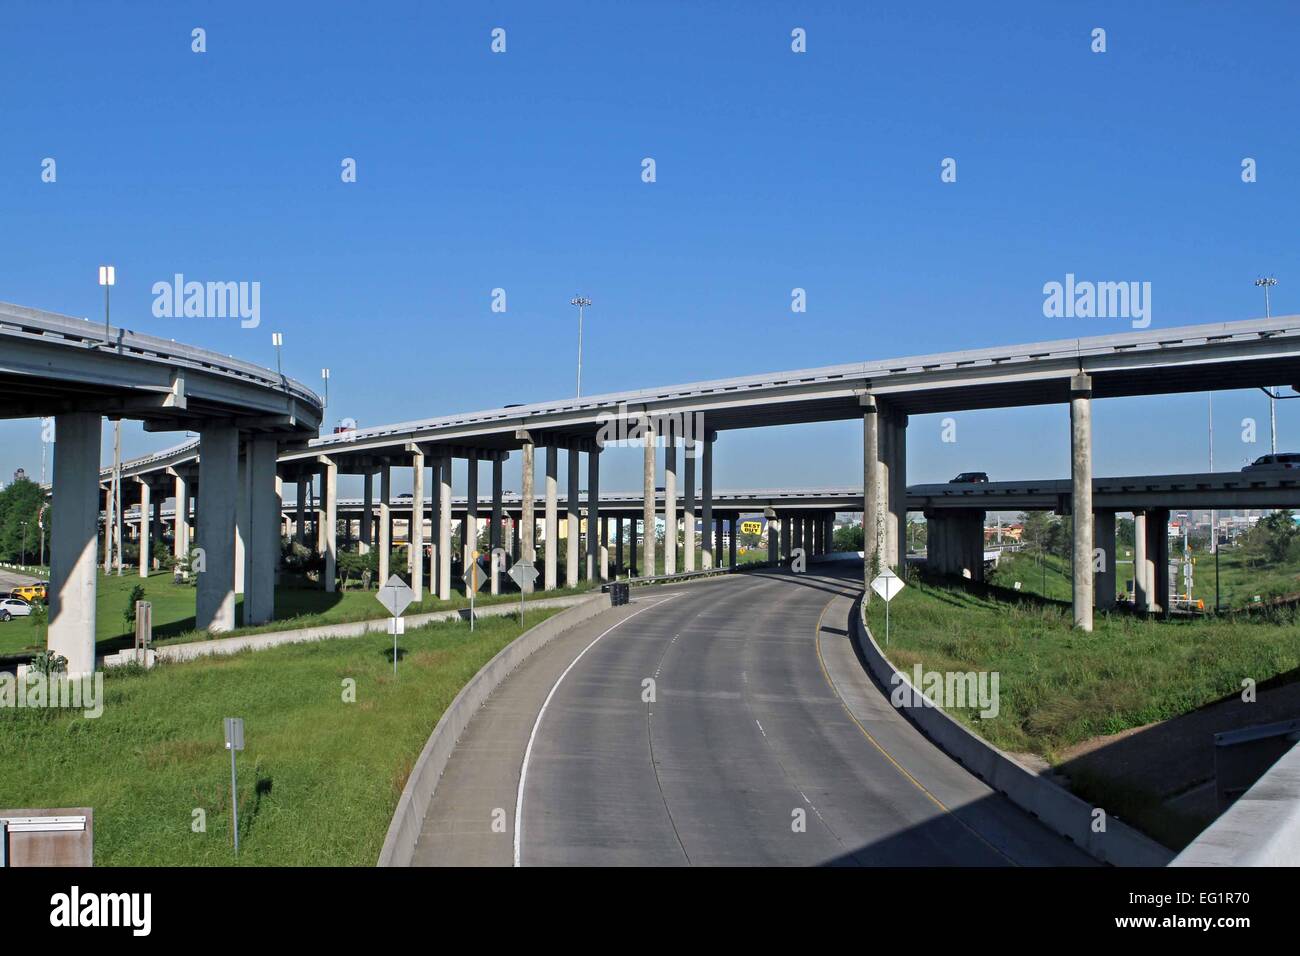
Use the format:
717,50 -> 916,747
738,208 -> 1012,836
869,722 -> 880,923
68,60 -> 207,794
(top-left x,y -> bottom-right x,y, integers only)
1172,740 -> 1300,866
149,594 -> 593,664
377,593 -> 612,867
851,599 -> 1173,867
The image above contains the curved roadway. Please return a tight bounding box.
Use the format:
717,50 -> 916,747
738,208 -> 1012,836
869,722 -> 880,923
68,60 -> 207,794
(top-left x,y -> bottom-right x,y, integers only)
414,565 -> 1093,866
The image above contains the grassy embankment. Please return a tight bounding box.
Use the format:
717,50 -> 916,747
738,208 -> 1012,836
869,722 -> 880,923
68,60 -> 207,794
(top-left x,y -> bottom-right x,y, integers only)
863,572 -> 1300,846
0,569 -> 593,658
0,608 -> 560,865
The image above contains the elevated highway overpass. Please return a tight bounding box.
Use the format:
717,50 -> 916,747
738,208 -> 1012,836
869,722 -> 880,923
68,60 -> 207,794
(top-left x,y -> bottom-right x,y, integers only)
1,302 -> 322,671
33,305 -> 1300,661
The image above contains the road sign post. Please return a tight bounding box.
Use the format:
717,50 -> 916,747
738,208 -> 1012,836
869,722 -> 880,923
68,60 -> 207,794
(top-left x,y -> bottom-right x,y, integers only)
462,551 -> 488,632
870,567 -> 906,646
223,717 -> 245,855
376,574 -> 415,675
508,556 -> 538,625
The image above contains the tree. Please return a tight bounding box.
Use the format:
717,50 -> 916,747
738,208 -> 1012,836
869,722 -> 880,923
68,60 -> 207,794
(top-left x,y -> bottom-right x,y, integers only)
0,477 -> 45,563
1244,510 -> 1299,566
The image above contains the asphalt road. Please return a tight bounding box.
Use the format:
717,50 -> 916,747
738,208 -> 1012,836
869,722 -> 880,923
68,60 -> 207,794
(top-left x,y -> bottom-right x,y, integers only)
414,565 -> 1094,866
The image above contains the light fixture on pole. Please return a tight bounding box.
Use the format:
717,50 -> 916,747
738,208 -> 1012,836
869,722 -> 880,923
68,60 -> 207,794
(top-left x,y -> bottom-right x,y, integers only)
98,265 -> 116,347
1255,276 -> 1280,453
321,367 -> 330,411
570,296 -> 591,397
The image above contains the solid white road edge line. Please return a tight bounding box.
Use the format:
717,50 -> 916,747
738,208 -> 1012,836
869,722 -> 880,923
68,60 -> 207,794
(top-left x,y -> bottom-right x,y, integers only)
513,594 -> 680,867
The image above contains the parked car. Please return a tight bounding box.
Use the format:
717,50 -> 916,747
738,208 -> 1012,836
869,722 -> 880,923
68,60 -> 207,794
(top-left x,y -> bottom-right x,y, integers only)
1242,452 -> 1300,472
11,582 -> 46,603
0,597 -> 34,621
950,472 -> 990,483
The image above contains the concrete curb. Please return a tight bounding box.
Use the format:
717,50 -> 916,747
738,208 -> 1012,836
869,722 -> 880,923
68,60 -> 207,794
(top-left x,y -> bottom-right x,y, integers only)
148,594 -> 594,664
1172,741 -> 1300,866
376,592 -> 613,867
850,596 -> 1174,867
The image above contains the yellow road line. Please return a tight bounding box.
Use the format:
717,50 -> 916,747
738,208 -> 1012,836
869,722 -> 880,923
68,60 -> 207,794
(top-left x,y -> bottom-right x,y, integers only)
813,594 -> 1017,865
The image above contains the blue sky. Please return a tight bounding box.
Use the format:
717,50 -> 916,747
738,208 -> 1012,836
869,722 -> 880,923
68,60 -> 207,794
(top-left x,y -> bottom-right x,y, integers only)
2,1 -> 1298,497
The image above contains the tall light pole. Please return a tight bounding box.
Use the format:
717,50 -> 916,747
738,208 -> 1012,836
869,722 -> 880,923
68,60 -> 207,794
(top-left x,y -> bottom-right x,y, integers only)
272,332 -> 284,381
1256,276 -> 1279,453
571,296 -> 591,397
99,265 -> 124,575
98,265 -> 115,347
321,367 -> 330,411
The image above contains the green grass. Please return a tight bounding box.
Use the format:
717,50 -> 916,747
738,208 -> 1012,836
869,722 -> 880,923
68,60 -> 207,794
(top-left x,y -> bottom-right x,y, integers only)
0,569 -> 594,658
991,545 -> 1300,611
864,573 -> 1300,759
0,608 -> 559,865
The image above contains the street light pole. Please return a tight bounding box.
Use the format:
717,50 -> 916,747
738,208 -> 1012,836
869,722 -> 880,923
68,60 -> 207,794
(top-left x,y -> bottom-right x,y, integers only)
1256,276 -> 1279,454
570,296 -> 591,397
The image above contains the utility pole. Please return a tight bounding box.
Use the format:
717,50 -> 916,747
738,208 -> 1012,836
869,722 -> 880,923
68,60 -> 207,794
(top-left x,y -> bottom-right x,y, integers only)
571,296 -> 591,397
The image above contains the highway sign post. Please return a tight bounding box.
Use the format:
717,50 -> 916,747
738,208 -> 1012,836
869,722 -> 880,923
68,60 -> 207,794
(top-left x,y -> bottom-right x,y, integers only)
376,575 -> 415,675
870,567 -> 906,646
508,559 -> 538,624
223,717 -> 245,855
462,551 -> 488,632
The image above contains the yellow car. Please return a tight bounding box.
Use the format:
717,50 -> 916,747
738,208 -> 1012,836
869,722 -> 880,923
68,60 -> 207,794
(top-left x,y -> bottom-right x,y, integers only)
11,583 -> 46,604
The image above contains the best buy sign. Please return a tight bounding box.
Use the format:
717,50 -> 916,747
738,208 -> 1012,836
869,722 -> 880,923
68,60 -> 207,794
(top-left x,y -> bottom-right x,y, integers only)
740,521 -> 764,535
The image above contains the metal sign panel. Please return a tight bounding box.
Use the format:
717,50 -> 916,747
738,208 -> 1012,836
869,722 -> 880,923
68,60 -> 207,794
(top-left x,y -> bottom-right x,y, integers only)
870,568 -> 906,602
508,561 -> 538,589
376,574 -> 415,617
223,717 -> 245,752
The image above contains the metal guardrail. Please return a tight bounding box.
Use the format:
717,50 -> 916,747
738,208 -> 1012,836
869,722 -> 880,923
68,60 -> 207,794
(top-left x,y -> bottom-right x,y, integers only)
623,564 -> 738,587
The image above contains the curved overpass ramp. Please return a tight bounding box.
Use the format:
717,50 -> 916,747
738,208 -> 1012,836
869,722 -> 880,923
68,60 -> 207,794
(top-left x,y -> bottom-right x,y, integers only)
413,566 -> 1093,866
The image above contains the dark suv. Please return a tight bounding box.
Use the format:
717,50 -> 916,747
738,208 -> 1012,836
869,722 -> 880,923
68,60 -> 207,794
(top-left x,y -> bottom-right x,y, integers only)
950,472 -> 989,483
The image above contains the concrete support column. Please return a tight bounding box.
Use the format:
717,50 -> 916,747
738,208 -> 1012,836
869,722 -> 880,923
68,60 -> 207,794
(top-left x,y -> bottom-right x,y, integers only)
600,515 -> 609,580
438,451 -> 452,601
642,422 -> 656,577
862,396 -> 881,601
545,445 -> 560,590
700,428 -> 714,570
235,453 -> 250,595
490,457 -> 504,595
196,425 -> 239,633
803,512 -> 814,560
715,516 -> 724,567
880,414 -> 895,569
320,456 -> 338,594
520,436 -> 536,590
101,484 -> 112,572
683,438 -> 696,573
629,515 -> 639,575
409,447 -> 425,600
728,516 -> 738,568
1146,508 -> 1170,615
465,450 -> 479,571
245,438 -> 279,625
663,426 -> 677,575
1070,373 -> 1094,631
360,472 -> 373,555
1095,510 -> 1117,612
48,412 -> 102,674
174,472 -> 191,563
378,464 -> 392,586
1133,511 -> 1149,611
136,480 -> 151,577
893,415 -> 908,569
587,445 -> 601,580
560,445 -> 574,588
615,516 -> 625,573
295,479 -> 306,545
768,514 -> 779,565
